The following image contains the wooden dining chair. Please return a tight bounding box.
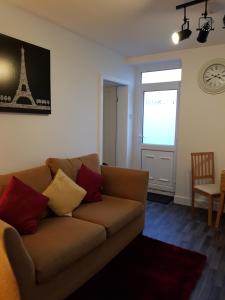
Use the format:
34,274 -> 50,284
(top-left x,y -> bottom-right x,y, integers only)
191,152 -> 220,226
215,170 -> 225,229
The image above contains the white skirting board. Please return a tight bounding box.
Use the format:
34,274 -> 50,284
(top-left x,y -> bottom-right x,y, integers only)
174,194 -> 224,211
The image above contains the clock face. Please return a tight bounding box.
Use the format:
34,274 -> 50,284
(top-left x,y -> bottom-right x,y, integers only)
203,64 -> 225,88
198,59 -> 225,94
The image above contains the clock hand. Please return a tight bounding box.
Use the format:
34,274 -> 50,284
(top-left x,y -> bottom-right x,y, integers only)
206,77 -> 214,82
207,74 -> 219,80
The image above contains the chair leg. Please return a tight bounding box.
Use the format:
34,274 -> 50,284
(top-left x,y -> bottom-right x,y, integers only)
191,190 -> 195,215
215,192 -> 225,229
208,195 -> 213,227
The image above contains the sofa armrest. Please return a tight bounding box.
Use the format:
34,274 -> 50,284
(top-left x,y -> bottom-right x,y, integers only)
101,165 -> 149,205
0,220 -> 35,300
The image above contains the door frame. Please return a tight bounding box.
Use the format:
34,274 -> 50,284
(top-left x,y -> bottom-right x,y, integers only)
135,63 -> 181,195
98,74 -> 130,166
140,84 -> 180,195
135,62 -> 181,169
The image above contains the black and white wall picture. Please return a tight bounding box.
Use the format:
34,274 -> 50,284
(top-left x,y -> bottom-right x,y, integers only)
0,33 -> 51,114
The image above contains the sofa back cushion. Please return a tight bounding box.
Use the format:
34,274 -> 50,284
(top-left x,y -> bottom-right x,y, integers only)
46,153 -> 100,181
0,165 -> 52,197
46,157 -> 81,181
78,154 -> 100,174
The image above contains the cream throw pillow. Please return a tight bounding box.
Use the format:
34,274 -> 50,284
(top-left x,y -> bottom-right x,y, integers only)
43,169 -> 86,216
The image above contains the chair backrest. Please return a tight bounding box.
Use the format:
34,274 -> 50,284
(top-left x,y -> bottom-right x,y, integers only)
191,152 -> 215,186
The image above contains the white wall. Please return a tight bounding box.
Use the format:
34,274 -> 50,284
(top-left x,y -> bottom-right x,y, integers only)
0,2 -> 134,173
128,43 -> 225,206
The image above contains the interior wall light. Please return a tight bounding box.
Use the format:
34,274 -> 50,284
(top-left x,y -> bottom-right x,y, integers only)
172,7 -> 192,44
196,0 -> 214,43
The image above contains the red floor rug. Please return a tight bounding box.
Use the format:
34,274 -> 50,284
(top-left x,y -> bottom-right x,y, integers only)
67,235 -> 207,300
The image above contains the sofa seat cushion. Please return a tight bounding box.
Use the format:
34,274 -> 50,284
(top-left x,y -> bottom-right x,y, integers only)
21,217 -> 106,283
72,195 -> 144,237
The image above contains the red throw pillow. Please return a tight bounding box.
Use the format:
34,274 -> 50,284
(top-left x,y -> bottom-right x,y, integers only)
0,176 -> 49,235
76,164 -> 103,203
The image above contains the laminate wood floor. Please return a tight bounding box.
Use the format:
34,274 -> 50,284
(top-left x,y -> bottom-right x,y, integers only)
143,201 -> 225,300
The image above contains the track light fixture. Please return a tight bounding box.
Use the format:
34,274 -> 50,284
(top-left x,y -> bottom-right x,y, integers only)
172,7 -> 192,44
197,21 -> 212,43
173,0 -> 224,45
196,0 -> 214,43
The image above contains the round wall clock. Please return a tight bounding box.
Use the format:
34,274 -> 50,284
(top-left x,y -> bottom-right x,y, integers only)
198,59 -> 225,94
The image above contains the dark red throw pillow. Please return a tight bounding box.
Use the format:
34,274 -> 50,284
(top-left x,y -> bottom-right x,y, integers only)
76,164 -> 103,203
0,176 -> 49,235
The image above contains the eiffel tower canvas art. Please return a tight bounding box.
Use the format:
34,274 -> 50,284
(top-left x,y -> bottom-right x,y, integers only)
0,33 -> 51,114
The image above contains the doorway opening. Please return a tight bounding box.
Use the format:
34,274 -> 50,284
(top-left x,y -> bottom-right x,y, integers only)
103,80 -> 126,167
98,76 -> 130,168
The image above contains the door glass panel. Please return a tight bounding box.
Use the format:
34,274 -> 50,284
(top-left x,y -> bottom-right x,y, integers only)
143,90 -> 177,146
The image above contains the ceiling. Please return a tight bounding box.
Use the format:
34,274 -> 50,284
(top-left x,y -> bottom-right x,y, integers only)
9,0 -> 225,57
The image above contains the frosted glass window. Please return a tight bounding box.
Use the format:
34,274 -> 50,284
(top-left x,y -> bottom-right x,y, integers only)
142,69 -> 182,84
143,90 -> 177,145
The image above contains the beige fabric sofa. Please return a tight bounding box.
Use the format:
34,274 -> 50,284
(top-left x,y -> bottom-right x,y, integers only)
0,154 -> 148,300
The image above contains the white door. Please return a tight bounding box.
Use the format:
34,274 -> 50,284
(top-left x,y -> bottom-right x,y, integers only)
139,78 -> 181,195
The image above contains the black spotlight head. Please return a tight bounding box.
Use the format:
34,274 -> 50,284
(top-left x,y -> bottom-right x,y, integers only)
172,28 -> 192,44
179,28 -> 192,42
223,15 -> 225,28
197,21 -> 210,43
